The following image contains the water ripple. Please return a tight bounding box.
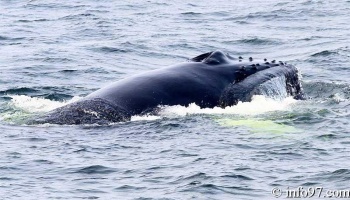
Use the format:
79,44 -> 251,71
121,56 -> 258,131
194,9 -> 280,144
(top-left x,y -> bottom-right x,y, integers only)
72,165 -> 117,175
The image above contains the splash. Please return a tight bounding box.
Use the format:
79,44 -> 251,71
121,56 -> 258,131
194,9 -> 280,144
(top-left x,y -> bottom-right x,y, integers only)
1,95 -> 82,123
130,115 -> 161,121
158,95 -> 297,117
129,95 -> 298,122
257,76 -> 288,100
331,93 -> 346,103
8,95 -> 81,113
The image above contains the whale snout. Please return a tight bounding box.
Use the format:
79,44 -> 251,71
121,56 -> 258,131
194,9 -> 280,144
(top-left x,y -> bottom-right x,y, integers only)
220,63 -> 304,107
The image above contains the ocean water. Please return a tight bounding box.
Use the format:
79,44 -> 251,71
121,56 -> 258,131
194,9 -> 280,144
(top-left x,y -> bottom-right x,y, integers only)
1,0 -> 350,199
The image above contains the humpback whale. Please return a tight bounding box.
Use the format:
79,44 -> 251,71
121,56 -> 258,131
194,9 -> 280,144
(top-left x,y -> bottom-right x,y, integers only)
30,50 -> 304,125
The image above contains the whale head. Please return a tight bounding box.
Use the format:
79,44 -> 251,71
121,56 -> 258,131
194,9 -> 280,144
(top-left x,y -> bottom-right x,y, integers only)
191,50 -> 304,106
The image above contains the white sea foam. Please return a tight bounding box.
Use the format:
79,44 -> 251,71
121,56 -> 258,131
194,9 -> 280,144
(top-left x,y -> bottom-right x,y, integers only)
160,95 -> 297,116
8,95 -> 82,113
129,95 -> 298,121
331,93 -> 346,103
130,115 -> 162,121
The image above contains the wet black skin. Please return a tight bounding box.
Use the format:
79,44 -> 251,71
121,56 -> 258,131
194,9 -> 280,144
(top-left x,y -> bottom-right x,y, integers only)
30,50 -> 304,125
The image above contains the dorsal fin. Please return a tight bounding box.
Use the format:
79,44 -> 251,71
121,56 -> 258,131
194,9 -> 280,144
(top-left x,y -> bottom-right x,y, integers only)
190,52 -> 213,62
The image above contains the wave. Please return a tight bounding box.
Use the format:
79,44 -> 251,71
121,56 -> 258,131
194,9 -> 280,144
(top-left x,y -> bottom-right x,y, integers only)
92,46 -> 130,53
180,12 -> 202,16
0,35 -> 25,41
310,47 -> 349,57
0,87 -> 39,96
237,37 -> 281,45
311,50 -> 338,57
302,81 -> 350,100
70,165 -> 116,174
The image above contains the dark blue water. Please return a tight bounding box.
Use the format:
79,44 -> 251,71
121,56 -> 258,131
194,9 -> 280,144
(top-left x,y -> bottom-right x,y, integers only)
1,0 -> 350,199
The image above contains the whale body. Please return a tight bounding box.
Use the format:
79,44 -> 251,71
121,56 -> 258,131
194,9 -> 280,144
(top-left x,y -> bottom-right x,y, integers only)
30,50 -> 304,125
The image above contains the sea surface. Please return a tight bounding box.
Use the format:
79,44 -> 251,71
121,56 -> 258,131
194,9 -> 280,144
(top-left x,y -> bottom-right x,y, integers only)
1,0 -> 350,199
